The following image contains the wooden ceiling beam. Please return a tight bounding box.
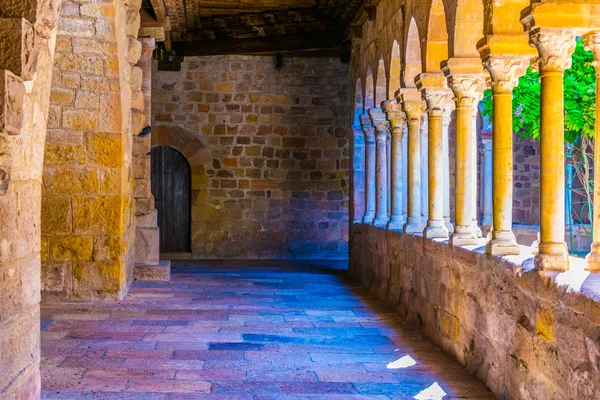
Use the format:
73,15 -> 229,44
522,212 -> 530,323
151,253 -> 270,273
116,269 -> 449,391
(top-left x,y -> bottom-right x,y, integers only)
173,32 -> 340,57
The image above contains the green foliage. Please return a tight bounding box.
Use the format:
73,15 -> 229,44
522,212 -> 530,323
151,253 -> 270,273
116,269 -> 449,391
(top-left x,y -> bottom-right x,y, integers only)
481,37 -> 596,143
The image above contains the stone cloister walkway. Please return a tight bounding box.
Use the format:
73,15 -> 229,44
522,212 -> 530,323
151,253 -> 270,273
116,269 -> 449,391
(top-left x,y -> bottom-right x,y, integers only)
40,261 -> 493,399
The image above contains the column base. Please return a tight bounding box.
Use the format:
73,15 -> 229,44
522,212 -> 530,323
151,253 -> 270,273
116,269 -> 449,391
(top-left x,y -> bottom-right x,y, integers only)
485,230 -> 520,255
450,225 -> 478,246
134,260 -> 171,281
534,242 -> 569,271
473,222 -> 483,238
387,216 -> 406,232
373,216 -> 388,228
423,220 -> 449,239
585,243 -> 600,271
363,212 -> 375,225
403,217 -> 424,235
444,218 -> 454,234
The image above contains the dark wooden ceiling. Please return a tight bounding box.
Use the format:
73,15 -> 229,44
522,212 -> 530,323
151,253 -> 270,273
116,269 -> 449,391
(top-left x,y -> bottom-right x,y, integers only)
142,0 -> 365,66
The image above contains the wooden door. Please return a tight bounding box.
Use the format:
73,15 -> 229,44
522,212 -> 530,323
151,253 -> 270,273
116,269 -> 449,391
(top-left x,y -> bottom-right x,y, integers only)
151,146 -> 191,253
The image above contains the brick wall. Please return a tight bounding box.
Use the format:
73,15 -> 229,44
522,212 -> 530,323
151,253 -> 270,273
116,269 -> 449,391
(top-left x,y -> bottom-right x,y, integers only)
152,55 -> 350,259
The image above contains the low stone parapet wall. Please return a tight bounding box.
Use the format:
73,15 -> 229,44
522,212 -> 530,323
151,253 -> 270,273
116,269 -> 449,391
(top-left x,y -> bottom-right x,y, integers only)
350,224 -> 600,399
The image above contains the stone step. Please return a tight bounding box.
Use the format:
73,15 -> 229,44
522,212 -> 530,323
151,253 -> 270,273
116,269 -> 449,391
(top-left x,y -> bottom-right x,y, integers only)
133,260 -> 171,281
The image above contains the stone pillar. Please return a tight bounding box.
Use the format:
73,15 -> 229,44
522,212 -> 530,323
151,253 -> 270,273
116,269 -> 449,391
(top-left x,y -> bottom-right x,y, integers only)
422,89 -> 451,239
402,124 -> 409,222
471,111 -> 483,237
584,32 -> 600,270
369,108 -> 389,228
480,131 -> 493,227
481,57 -> 527,256
400,90 -> 425,234
530,29 -> 575,271
133,37 -> 170,280
352,125 -> 366,223
442,103 -> 454,232
361,114 -> 376,224
446,75 -> 486,246
384,101 -> 407,231
387,129 -> 392,218
420,114 -> 429,225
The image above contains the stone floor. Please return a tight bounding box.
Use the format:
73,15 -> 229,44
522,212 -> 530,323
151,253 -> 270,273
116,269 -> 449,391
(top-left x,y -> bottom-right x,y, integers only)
40,261 -> 494,399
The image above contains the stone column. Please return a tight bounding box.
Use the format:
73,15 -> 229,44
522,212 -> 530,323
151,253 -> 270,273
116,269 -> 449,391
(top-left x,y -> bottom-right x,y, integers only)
530,29 -> 575,270
387,128 -> 392,218
447,76 -> 486,246
384,101 -> 407,231
584,32 -> 600,270
352,125 -> 366,224
481,57 -> 527,255
402,125 -> 409,222
400,90 -> 425,234
369,108 -> 390,227
442,103 -> 454,232
471,111 -> 483,237
480,131 -> 493,227
361,114 -> 376,224
423,89 -> 451,239
420,115 -> 429,225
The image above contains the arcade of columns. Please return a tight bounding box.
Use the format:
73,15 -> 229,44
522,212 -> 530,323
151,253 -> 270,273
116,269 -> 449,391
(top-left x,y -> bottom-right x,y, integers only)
351,0 -> 600,272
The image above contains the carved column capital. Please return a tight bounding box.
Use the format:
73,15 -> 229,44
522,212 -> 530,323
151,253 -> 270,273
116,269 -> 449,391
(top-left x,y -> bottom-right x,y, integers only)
583,31 -> 600,73
360,114 -> 375,141
447,75 -> 485,108
483,56 -> 529,94
383,101 -> 406,135
530,28 -> 576,73
368,108 -> 389,137
422,88 -> 452,118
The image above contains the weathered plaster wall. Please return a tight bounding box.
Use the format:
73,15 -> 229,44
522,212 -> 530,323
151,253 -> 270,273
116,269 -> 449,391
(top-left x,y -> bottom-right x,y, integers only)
41,0 -> 143,299
351,224 -> 600,399
0,0 -> 61,398
152,55 -> 350,259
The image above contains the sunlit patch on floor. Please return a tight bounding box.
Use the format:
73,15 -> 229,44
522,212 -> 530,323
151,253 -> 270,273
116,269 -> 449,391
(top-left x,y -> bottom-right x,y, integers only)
414,382 -> 447,399
386,354 -> 417,369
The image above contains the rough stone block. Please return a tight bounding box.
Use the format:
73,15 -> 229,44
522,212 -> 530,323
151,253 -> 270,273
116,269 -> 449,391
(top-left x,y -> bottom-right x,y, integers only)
135,226 -> 160,265
73,195 -> 121,235
0,70 -> 25,135
133,260 -> 171,281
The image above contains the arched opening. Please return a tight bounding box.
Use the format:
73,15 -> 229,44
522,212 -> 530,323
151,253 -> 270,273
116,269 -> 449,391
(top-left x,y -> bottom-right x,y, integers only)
404,17 -> 423,88
375,55 -> 387,107
151,146 -> 192,254
389,40 -> 401,97
364,66 -> 375,112
425,0 -> 449,72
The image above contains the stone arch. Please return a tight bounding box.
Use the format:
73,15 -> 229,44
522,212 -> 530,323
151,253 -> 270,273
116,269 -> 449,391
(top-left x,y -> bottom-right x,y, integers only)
444,0 -> 485,58
364,66 -> 375,112
375,55 -> 387,107
388,40 -> 401,98
403,17 -> 422,88
152,125 -> 211,168
425,0 -> 449,72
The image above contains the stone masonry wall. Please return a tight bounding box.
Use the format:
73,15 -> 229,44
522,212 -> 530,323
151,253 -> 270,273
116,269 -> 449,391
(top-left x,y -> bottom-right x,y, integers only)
0,0 -> 61,398
41,0 -> 142,299
351,224 -> 600,399
152,55 -> 350,259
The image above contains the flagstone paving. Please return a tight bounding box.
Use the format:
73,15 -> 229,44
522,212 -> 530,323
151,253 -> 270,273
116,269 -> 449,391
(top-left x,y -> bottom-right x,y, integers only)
40,260 -> 494,399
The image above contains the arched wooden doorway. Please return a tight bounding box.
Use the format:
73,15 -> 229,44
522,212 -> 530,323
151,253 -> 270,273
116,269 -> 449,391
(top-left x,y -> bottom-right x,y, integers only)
151,146 -> 192,254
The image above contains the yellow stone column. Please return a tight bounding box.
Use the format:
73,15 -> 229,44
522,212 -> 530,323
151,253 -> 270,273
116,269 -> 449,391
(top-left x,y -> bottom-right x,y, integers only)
482,57 -> 529,255
584,31 -> 600,270
383,101 -> 407,231
446,76 -> 486,246
417,73 -> 452,239
530,28 -> 575,271
400,90 -> 425,234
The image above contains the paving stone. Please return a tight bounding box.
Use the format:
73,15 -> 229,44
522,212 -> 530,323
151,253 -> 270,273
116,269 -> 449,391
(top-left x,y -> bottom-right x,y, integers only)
41,261 -> 493,398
